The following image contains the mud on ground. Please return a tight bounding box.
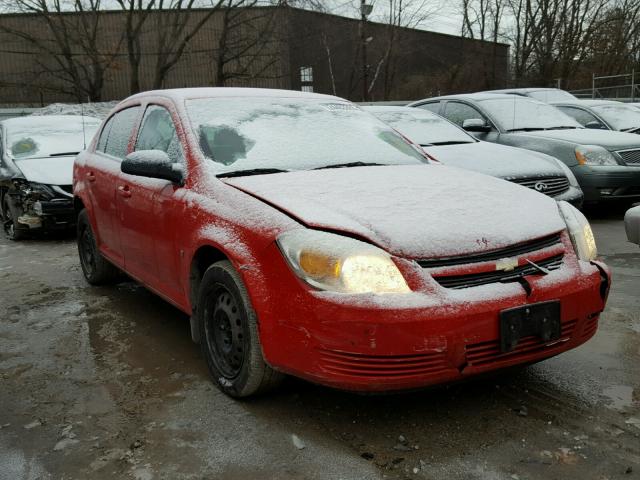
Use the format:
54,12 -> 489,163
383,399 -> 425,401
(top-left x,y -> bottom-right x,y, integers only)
0,207 -> 638,480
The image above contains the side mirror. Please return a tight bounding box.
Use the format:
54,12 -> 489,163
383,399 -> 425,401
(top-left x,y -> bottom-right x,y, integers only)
625,206 -> 640,245
121,150 -> 184,185
585,121 -> 606,130
462,118 -> 491,132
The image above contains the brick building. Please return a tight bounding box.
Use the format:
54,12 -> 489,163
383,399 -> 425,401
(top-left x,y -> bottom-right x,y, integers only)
0,6 -> 509,106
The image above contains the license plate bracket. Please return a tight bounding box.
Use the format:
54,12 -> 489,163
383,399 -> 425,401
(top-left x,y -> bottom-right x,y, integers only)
500,301 -> 561,353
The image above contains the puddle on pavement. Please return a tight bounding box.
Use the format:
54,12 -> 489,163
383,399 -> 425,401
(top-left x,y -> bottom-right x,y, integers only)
601,384 -> 636,411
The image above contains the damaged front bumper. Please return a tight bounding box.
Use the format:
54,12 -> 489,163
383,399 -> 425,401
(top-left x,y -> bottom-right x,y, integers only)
5,180 -> 74,232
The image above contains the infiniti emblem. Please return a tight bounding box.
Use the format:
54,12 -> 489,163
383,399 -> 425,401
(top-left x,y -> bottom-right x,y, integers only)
534,181 -> 548,192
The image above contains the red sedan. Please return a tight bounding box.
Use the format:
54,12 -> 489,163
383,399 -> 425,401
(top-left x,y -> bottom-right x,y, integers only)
73,88 -> 611,397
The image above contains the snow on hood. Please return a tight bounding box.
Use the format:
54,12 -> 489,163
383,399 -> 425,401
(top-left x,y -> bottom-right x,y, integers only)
513,128 -> 640,150
223,165 -> 566,259
14,156 -> 74,185
424,141 -> 562,179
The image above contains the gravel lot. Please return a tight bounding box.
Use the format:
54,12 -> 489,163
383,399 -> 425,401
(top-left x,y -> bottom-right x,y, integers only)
0,205 -> 638,480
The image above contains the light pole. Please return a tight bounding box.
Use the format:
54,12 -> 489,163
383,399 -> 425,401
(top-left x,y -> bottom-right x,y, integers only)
360,0 -> 373,101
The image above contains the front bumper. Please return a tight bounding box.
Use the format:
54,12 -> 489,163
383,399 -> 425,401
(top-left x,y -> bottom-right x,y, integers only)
13,197 -> 74,231
573,165 -> 640,203
554,185 -> 583,208
250,243 -> 611,393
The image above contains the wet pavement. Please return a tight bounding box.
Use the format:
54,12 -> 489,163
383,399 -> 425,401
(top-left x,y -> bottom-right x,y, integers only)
0,206 -> 638,480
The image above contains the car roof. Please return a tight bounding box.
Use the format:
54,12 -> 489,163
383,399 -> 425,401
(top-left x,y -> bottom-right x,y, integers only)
412,92 -> 521,103
484,87 -> 562,94
128,87 -> 344,103
550,99 -> 624,107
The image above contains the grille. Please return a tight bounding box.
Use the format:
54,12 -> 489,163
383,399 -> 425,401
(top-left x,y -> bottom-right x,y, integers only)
617,149 -> 640,165
581,315 -> 599,340
417,232 -> 562,269
318,348 -> 450,379
465,319 -> 577,367
510,176 -> 570,197
433,254 -> 564,289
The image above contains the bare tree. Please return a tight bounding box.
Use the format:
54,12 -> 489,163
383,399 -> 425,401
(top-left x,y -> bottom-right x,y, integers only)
0,0 -> 121,101
212,2 -> 284,86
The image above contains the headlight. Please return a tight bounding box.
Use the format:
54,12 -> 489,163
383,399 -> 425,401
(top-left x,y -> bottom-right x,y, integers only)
575,145 -> 618,166
11,179 -> 54,199
558,201 -> 597,261
277,230 -> 411,294
554,159 -> 580,187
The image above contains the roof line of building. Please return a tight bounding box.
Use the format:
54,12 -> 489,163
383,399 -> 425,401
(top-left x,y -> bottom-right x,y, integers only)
0,5 -> 510,48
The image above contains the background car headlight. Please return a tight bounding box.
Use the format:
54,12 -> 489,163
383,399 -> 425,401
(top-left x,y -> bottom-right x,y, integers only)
575,145 -> 618,166
277,230 -> 411,294
558,201 -> 597,261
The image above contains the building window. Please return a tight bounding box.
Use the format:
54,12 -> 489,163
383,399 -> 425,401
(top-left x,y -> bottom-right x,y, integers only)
300,66 -> 313,83
301,85 -> 314,93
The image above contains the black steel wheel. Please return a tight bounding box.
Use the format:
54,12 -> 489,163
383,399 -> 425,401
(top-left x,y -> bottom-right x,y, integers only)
204,287 -> 246,378
197,260 -> 283,397
76,209 -> 119,285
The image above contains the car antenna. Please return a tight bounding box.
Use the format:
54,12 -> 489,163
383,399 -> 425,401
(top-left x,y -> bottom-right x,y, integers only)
81,97 -> 87,150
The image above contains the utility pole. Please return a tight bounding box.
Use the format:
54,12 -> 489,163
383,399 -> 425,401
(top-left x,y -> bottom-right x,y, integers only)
360,0 -> 372,101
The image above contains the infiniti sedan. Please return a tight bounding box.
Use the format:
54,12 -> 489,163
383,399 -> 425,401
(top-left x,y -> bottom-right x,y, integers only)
73,87 -> 610,397
410,93 -> 640,204
552,100 -> 640,134
363,106 -> 583,207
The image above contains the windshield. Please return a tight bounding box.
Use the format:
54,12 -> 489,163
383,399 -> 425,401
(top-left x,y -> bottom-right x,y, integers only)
366,108 -> 475,145
590,104 -> 640,131
527,89 -> 577,103
186,97 -> 426,174
479,97 -> 582,131
6,116 -> 100,160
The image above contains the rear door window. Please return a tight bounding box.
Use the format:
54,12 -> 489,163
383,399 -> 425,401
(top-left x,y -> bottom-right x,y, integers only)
442,102 -> 486,127
417,102 -> 442,114
135,105 -> 184,164
103,106 -> 141,159
557,106 -> 602,128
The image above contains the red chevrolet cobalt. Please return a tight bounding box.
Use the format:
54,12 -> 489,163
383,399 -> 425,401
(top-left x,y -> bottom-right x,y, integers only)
73,88 -> 610,397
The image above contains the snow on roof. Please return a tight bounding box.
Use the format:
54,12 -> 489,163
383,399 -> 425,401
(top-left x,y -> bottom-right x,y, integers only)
129,87 -> 345,103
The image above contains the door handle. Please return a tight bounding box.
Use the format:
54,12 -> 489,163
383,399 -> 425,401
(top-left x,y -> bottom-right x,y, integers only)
87,172 -> 96,182
118,185 -> 131,198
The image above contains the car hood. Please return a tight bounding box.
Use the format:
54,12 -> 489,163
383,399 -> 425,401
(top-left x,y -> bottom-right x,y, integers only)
424,141 -> 562,179
223,165 -> 566,259
13,156 -> 74,185
513,128 -> 640,150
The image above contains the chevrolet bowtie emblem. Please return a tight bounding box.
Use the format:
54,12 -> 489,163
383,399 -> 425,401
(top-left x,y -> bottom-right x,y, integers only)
496,257 -> 518,271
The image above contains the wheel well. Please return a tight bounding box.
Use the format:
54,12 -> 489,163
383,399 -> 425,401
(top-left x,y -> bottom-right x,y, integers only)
189,245 -> 228,308
73,196 -> 85,216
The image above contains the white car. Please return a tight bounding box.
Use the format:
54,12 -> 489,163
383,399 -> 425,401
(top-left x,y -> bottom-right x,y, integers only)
0,115 -> 100,239
626,206 -> 640,245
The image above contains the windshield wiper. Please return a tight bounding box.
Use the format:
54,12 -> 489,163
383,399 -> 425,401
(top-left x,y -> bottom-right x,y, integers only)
506,127 -> 547,132
424,141 -> 476,146
49,151 -> 80,157
217,168 -> 289,178
313,162 -> 384,170
545,126 -> 580,130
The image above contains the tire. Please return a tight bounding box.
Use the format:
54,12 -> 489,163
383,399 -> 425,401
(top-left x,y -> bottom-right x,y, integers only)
197,260 -> 283,398
77,209 -> 119,285
3,196 -> 27,241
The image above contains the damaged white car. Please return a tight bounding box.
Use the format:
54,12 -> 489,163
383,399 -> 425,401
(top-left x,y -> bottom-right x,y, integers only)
0,115 -> 100,239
